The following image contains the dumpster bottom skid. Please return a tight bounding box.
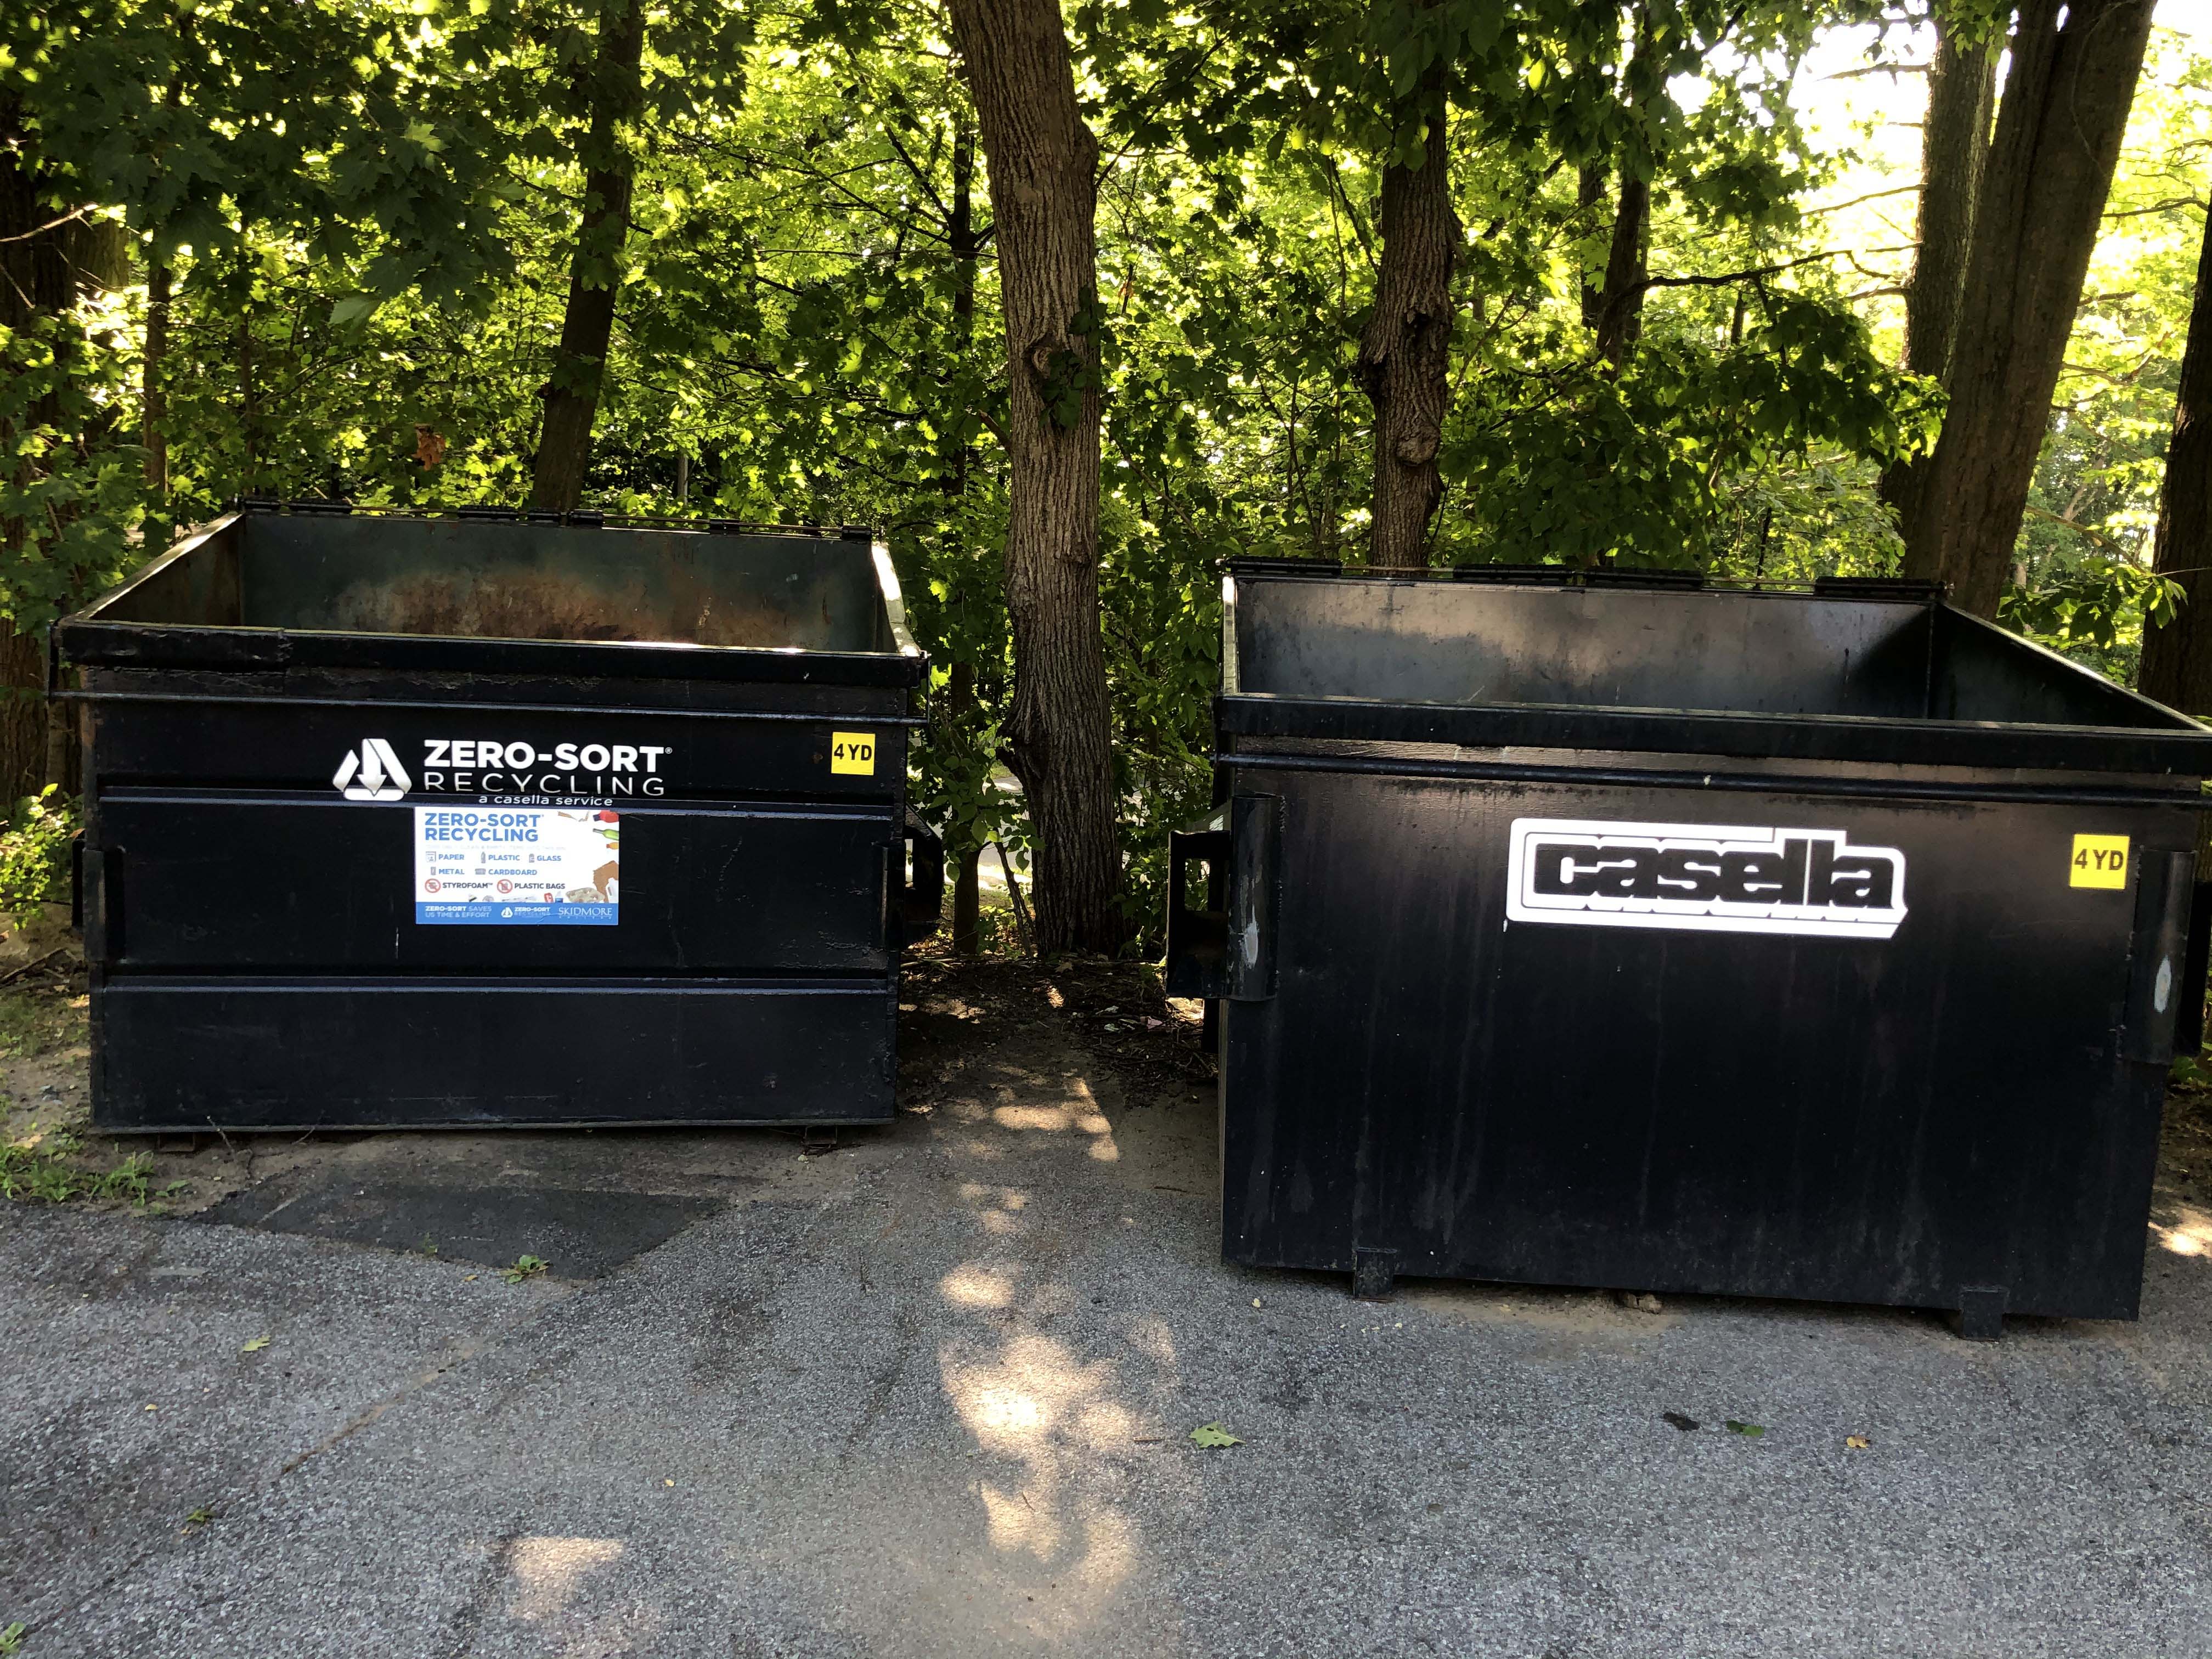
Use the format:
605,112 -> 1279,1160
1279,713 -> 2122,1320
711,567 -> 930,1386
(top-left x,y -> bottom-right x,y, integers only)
96,980 -> 897,1130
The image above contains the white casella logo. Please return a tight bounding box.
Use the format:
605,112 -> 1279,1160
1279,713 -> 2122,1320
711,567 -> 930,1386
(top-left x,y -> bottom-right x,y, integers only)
1506,816 -> 1908,940
332,738 -> 413,802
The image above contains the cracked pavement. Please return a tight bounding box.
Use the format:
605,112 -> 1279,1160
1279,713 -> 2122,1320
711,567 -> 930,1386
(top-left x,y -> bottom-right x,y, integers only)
8,956 -> 2212,1656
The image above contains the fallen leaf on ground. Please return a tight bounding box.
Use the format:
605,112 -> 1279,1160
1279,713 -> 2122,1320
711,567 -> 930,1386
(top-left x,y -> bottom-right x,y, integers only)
1846,1434 -> 1871,1450
1663,1412 -> 1700,1432
1724,1420 -> 1765,1438
1190,1422 -> 1242,1449
240,1336 -> 271,1354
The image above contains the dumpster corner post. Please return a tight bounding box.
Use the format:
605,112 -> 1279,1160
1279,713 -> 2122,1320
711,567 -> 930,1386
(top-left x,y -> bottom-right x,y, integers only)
1956,1286 -> 2008,1341
1352,1247 -> 1400,1301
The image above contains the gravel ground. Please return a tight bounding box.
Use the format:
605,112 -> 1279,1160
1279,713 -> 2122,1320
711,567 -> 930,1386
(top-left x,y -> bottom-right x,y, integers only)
6,953 -> 2212,1657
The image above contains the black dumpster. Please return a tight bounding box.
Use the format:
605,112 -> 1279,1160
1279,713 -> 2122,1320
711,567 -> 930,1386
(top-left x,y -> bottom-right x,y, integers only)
58,501 -> 940,1131
1167,562 -> 2212,1334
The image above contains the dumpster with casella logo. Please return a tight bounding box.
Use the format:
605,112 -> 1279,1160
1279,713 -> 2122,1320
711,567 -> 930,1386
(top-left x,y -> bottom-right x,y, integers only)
1167,561 -> 2212,1336
57,501 -> 940,1131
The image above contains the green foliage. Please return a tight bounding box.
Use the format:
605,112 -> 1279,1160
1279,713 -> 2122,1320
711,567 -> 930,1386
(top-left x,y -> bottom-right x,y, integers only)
0,788 -> 81,918
0,1135 -> 158,1205
2002,37 -> 2211,686
8,0 -> 2206,956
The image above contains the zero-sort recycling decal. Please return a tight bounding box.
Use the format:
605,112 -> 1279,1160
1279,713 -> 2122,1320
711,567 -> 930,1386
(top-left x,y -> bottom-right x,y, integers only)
332,736 -> 674,805
415,808 -> 620,926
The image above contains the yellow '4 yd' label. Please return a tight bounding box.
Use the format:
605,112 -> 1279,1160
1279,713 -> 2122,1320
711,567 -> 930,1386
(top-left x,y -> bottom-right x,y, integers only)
830,732 -> 877,776
2070,833 -> 2129,889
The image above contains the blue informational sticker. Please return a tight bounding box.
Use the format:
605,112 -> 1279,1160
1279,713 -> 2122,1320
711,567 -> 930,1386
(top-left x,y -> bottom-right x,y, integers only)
413,806 -> 620,926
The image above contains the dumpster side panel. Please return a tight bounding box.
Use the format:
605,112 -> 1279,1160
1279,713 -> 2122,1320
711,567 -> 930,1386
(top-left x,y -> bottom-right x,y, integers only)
95,795 -> 896,974
1220,766 -> 2180,1320
93,980 -> 895,1128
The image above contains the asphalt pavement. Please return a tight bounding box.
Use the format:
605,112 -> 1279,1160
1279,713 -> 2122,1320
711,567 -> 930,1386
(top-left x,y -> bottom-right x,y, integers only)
7,970 -> 2212,1657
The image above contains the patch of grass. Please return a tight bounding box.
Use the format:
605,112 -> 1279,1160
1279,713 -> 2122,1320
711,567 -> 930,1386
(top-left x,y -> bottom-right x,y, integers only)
0,1134 -> 179,1207
0,1620 -> 25,1653
500,1254 -> 550,1283
0,986 -> 86,1062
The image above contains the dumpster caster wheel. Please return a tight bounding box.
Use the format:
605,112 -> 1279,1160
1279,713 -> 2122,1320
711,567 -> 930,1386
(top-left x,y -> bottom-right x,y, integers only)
1352,1248 -> 1399,1301
1955,1286 -> 2008,1341
800,1127 -> 841,1156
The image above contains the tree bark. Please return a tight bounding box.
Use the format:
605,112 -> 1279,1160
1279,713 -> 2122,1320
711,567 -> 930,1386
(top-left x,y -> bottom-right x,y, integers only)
143,259 -> 172,496
947,116 -> 983,954
235,304 -> 258,496
947,0 -> 1123,954
2136,211 -> 2212,712
1900,0 -> 2157,616
1356,61 -> 1457,569
529,0 -> 647,514
1577,163 -> 1607,331
0,92 -> 80,803
1593,167 -> 1650,368
1879,14 -> 1996,537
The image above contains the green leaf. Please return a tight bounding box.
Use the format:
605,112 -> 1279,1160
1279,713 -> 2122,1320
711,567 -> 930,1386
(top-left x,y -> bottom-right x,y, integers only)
1724,1420 -> 1764,1438
240,1335 -> 272,1354
1189,1421 -> 1242,1448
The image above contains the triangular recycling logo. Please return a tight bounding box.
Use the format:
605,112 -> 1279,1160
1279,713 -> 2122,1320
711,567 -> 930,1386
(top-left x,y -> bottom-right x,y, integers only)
332,737 -> 412,801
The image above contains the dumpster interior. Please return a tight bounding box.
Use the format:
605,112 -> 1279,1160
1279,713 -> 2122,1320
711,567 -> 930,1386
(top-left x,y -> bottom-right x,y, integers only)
90,511 -> 902,654
1229,575 -> 2194,731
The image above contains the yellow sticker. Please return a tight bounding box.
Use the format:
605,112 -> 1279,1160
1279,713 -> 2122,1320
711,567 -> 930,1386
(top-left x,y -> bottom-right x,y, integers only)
830,732 -> 877,776
2070,833 -> 2130,889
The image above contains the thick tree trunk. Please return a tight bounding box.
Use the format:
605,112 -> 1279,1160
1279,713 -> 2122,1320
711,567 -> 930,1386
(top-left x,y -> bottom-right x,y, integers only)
1356,70 -> 1457,569
529,0 -> 647,514
1901,0 -> 2156,616
1880,15 -> 1996,537
2136,213 -> 2212,712
1593,167 -> 1650,368
948,0 -> 1123,955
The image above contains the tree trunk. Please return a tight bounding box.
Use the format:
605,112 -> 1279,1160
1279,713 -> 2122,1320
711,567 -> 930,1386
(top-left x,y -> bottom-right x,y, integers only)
1593,167 -> 1650,368
947,0 -> 1124,954
1577,163 -> 1606,331
0,92 -> 79,803
1879,14 -> 1997,537
144,260 -> 172,496
2136,212 -> 2212,712
529,0 -> 647,514
946,117 -> 984,956
1356,61 -> 1457,569
949,666 -> 983,955
1900,0 -> 2157,616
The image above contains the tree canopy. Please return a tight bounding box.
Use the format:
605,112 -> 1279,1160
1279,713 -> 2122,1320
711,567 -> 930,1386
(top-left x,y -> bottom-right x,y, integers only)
4,0 -> 2208,944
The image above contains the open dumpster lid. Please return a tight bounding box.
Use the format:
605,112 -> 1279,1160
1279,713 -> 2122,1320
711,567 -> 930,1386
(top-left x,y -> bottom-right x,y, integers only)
1217,563 -> 2212,778
58,503 -> 927,688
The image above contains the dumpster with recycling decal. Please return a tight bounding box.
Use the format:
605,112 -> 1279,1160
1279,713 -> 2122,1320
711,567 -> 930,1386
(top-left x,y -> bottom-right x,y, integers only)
57,500 -> 940,1130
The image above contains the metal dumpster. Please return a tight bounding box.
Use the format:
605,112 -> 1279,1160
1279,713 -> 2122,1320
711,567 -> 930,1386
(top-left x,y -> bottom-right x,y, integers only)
57,500 -> 940,1131
1166,561 -> 2212,1335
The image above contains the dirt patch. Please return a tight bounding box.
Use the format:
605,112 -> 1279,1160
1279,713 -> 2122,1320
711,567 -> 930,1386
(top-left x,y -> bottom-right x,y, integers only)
898,940 -> 1215,1111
